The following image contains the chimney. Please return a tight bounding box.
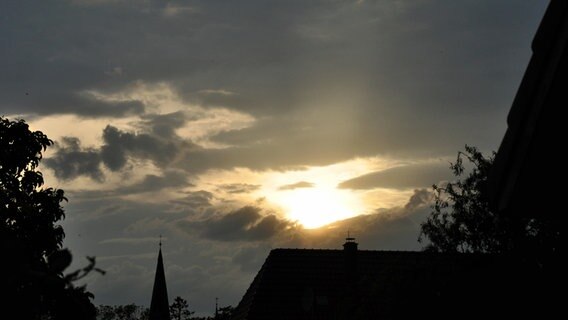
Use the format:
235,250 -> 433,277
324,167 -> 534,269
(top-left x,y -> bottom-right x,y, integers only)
343,234 -> 358,275
343,235 -> 358,252
342,235 -> 359,311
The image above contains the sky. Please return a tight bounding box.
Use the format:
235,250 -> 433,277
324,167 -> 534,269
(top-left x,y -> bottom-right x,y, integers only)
1,0 -> 548,316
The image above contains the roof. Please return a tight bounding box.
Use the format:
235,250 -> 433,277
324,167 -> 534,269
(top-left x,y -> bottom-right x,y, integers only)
232,247 -> 494,320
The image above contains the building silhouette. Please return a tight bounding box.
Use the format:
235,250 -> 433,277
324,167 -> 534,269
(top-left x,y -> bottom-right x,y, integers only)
149,242 -> 171,320
232,238 -> 502,320
487,0 -> 564,316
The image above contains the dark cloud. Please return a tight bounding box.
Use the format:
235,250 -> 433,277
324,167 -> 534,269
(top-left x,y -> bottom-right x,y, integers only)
180,206 -> 293,242
68,170 -> 191,200
338,163 -> 451,190
46,119 -> 193,177
171,190 -> 214,210
184,90 -> 251,111
404,188 -> 434,211
97,112 -> 198,171
278,181 -> 314,191
13,93 -> 146,118
3,0 -> 545,162
101,125 -> 187,171
44,137 -> 104,181
119,171 -> 190,194
217,183 -> 261,194
140,112 -> 188,138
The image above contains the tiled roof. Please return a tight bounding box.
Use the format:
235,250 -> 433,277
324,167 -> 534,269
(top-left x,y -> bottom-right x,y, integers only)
233,247 -> 493,320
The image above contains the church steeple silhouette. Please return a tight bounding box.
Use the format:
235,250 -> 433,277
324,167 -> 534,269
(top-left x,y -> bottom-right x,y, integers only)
149,237 -> 171,320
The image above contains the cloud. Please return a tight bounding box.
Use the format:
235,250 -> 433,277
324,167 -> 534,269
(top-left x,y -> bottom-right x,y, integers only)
180,206 -> 294,242
43,111 -> 199,180
404,188 -> 434,211
111,171 -> 190,195
338,163 -> 451,190
217,183 -> 261,194
101,124 -> 186,171
278,181 -> 314,191
163,3 -> 197,17
99,237 -> 162,245
290,188 -> 435,251
171,190 -> 215,210
4,0 -> 543,167
44,137 -> 104,181
177,188 -> 433,251
68,170 -> 192,200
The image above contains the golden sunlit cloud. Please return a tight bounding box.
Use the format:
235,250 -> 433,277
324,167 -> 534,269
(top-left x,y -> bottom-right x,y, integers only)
199,158 -> 411,228
26,114 -> 136,148
86,82 -> 256,148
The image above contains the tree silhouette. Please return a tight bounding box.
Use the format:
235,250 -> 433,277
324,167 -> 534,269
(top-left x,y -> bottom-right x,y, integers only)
419,145 -> 503,252
96,304 -> 150,320
116,304 -> 142,320
97,305 -> 118,320
1,117 -> 98,319
216,305 -> 234,320
170,296 -> 194,320
419,145 -> 555,253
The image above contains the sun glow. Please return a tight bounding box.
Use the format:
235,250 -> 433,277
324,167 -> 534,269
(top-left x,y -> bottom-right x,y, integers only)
273,186 -> 364,229
201,159 -> 404,229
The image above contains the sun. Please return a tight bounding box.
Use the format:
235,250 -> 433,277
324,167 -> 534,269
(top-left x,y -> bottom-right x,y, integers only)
272,186 -> 364,229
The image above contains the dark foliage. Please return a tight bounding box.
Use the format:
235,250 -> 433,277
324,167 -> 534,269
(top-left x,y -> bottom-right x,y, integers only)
216,305 -> 234,320
1,117 -> 99,319
170,296 -> 194,320
96,304 -> 149,320
419,145 -> 555,253
96,302 -> 228,320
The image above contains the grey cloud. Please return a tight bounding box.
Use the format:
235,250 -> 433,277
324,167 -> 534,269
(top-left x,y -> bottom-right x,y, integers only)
217,183 -> 261,194
5,90 -> 145,118
44,137 -> 104,181
278,181 -> 314,191
101,123 -> 196,171
338,163 -> 451,190
171,190 -> 214,209
101,125 -> 170,170
118,171 -> 190,194
197,114 -> 472,173
140,112 -> 187,138
404,188 -> 434,211
180,206 -> 293,242
184,90 -> 251,111
69,170 -> 191,200
4,0 -> 546,172
246,214 -> 290,241
4,0 -> 543,116
99,237 -> 162,245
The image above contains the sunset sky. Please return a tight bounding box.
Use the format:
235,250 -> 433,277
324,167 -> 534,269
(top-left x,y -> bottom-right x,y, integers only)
1,0 -> 547,316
